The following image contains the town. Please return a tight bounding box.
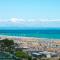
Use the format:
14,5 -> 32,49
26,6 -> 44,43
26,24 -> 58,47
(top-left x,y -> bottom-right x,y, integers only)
0,36 -> 60,60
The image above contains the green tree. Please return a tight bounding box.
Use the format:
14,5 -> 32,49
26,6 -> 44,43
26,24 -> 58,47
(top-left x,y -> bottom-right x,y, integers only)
2,39 -> 14,47
15,51 -> 28,59
28,56 -> 32,60
0,39 -> 14,53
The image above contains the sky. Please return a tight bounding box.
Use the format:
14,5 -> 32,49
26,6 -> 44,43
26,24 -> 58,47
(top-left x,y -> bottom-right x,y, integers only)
0,0 -> 60,29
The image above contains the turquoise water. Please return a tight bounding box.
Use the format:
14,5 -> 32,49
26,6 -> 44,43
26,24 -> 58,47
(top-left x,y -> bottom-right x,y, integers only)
1,33 -> 60,39
0,30 -> 60,39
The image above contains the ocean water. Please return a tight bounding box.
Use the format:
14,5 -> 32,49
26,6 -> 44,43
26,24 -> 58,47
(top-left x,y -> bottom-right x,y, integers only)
0,29 -> 60,39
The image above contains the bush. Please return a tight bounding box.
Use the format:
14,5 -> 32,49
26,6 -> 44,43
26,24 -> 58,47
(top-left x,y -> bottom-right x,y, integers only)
33,58 -> 37,60
15,51 -> 28,59
28,56 -> 32,60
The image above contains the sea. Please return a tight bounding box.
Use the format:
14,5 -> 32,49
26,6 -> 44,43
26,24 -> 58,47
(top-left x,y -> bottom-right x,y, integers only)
0,29 -> 60,39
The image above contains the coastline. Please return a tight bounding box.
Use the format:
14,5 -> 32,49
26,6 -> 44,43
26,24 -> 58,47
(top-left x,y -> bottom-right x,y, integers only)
0,34 -> 60,41
0,35 -> 60,41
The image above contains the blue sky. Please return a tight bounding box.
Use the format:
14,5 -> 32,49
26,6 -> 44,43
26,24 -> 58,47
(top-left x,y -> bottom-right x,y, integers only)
0,0 -> 60,29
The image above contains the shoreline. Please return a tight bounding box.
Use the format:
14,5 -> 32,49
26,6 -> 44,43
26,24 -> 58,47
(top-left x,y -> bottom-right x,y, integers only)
0,35 -> 60,41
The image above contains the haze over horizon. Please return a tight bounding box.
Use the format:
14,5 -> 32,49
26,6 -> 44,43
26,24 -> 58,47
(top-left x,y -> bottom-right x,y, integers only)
0,0 -> 60,29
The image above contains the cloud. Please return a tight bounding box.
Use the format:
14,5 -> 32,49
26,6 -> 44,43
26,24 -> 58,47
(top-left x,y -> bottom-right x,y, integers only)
0,18 -> 60,23
10,18 -> 25,23
10,18 -> 18,23
0,18 -> 60,28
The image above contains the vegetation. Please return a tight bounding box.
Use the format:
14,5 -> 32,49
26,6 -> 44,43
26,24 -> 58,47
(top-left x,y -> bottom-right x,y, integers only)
28,56 -> 32,60
15,50 -> 33,60
0,38 -> 32,60
33,58 -> 37,60
15,51 -> 28,58
0,38 -> 14,53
